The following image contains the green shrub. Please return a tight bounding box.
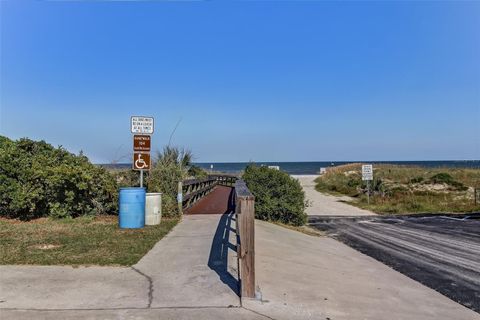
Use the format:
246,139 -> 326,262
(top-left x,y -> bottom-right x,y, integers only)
188,165 -> 208,179
315,172 -> 359,196
146,146 -> 205,217
410,176 -> 424,184
147,162 -> 183,217
110,168 -> 139,188
429,173 -> 455,184
242,165 -> 307,226
0,136 -> 118,220
428,172 -> 467,191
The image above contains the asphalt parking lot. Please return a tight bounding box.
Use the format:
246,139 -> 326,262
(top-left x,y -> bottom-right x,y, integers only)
309,213 -> 480,313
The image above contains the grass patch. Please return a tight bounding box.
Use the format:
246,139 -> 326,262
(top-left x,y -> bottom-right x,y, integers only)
0,215 -> 179,266
315,164 -> 480,214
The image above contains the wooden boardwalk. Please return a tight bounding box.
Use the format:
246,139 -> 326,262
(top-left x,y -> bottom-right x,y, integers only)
185,186 -> 234,215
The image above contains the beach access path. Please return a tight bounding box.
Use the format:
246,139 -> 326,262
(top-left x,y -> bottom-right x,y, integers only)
292,175 -> 375,216
2,184 -> 478,319
0,214 -> 262,320
2,214 -> 477,320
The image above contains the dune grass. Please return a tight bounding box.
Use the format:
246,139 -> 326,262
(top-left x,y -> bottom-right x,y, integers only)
315,164 -> 480,214
0,215 -> 179,266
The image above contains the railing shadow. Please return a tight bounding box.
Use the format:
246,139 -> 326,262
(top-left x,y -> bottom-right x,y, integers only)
207,188 -> 239,296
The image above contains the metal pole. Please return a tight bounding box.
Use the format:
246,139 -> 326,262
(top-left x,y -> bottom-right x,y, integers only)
177,181 -> 183,215
367,180 -> 370,205
140,170 -> 144,188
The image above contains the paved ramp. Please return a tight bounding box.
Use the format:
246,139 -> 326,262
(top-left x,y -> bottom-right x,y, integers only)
243,220 -> 480,320
134,214 -> 240,308
309,214 -> 480,313
126,185 -> 240,308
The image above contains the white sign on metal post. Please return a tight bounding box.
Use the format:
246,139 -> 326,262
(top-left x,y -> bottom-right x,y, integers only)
362,164 -> 373,204
362,164 -> 373,181
131,116 -> 154,134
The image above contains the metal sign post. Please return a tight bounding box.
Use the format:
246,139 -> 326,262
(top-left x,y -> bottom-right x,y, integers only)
362,164 -> 373,204
133,152 -> 151,188
131,117 -> 154,188
177,181 -> 183,215
367,180 -> 370,204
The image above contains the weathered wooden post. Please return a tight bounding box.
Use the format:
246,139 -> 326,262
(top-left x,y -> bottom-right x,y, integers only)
235,180 -> 255,298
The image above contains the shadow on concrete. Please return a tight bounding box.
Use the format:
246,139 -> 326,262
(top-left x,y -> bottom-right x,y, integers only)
207,189 -> 240,296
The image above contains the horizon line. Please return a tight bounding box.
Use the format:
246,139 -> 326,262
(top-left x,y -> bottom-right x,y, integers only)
96,159 -> 480,165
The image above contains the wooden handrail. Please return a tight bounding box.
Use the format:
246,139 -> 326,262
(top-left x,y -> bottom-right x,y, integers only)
209,174 -> 238,187
181,178 -> 217,210
180,175 -> 239,210
234,179 -> 255,298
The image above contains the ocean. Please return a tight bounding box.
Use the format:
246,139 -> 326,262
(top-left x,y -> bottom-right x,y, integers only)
102,160 -> 480,175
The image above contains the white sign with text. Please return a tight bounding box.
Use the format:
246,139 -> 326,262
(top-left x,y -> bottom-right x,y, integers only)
362,164 -> 373,181
131,116 -> 154,134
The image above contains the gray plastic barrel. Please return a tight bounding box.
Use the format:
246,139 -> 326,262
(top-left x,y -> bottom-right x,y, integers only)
145,193 -> 162,225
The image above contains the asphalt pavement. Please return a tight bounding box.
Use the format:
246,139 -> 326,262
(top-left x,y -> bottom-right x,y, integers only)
309,213 -> 480,313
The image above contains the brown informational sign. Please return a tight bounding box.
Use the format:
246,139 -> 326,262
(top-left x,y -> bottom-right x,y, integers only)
133,135 -> 151,151
133,152 -> 151,171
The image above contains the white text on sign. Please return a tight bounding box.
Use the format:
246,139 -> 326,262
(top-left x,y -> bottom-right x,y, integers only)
362,164 -> 373,181
131,116 -> 154,134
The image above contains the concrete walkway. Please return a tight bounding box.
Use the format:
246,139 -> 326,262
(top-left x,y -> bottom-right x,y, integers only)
0,214 -> 268,319
292,175 -> 375,216
1,211 -> 478,319
134,214 -> 240,308
243,220 -> 479,320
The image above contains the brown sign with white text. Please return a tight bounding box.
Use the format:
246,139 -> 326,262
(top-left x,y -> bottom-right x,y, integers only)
133,135 -> 151,152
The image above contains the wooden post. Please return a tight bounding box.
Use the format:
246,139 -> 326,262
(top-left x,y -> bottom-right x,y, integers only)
235,180 -> 255,298
238,197 -> 255,298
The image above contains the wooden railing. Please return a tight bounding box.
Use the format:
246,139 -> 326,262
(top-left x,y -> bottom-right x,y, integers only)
209,174 -> 237,187
180,174 -> 239,210
181,178 -> 218,210
234,179 -> 255,298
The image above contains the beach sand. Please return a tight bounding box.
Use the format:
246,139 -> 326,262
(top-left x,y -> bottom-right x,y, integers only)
292,175 -> 375,216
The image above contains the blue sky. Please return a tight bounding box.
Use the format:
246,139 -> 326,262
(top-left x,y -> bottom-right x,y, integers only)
1,1 -> 479,163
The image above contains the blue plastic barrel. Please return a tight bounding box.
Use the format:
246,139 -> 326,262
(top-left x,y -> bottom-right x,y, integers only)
119,188 -> 146,229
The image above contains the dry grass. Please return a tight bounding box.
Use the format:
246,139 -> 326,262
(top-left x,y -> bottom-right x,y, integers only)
316,164 -> 480,214
0,215 -> 179,266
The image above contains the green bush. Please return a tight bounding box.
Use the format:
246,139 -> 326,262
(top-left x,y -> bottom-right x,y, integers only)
410,176 -> 424,184
110,168 -> 139,188
0,136 -> 118,220
429,173 -> 455,184
429,172 -> 467,191
242,165 -> 307,226
146,146 -> 206,217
